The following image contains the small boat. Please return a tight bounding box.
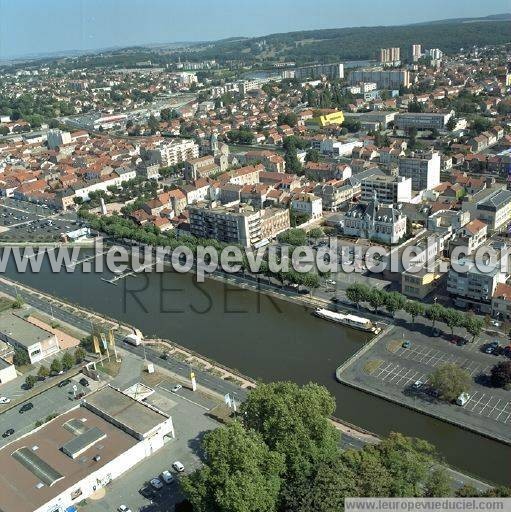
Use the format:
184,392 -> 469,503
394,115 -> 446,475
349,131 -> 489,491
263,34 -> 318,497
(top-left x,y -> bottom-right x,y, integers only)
314,308 -> 381,334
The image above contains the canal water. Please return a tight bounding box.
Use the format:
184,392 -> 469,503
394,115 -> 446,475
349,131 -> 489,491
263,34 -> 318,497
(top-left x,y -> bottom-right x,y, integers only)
3,253 -> 509,485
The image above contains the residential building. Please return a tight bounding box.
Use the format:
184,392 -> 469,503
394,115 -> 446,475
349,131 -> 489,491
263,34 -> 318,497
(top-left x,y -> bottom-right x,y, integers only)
349,68 -> 410,89
394,112 -> 453,131
447,257 -> 508,313
361,175 -> 412,204
342,197 -> 407,244
492,282 -> 511,321
474,189 -> 511,232
142,139 -> 199,168
0,357 -> 17,385
294,63 -> 344,80
411,44 -> 422,62
290,193 -> 323,220
398,152 -> 441,191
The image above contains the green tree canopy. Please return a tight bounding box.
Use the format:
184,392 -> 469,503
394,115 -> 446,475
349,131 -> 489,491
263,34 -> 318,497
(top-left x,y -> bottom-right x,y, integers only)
429,363 -> 471,401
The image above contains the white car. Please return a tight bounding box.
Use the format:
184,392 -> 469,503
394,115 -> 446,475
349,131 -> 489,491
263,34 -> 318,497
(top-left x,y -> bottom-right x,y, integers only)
172,461 -> 185,472
326,279 -> 336,286
171,384 -> 182,393
118,506 -> 132,512
0,397 -> 10,404
161,470 -> 174,484
150,478 -> 163,490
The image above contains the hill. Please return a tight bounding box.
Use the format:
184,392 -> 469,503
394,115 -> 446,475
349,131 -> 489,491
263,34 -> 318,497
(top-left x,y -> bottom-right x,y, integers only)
189,15 -> 511,64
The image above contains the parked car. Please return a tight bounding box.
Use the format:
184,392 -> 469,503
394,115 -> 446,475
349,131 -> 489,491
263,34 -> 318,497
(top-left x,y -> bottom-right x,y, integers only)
402,340 -> 411,349
150,478 -> 163,490
171,384 -> 182,393
19,402 -> 33,414
161,470 -> 174,484
2,428 -> 14,438
484,341 -> 500,354
118,506 -> 132,512
0,396 -> 10,404
456,392 -> 471,406
79,378 -> 89,387
431,328 -> 441,337
58,379 -> 71,388
412,380 -> 423,390
172,461 -> 185,472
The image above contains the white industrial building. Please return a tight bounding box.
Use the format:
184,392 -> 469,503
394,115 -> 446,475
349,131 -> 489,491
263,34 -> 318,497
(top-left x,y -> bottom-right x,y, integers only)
0,385 -> 175,512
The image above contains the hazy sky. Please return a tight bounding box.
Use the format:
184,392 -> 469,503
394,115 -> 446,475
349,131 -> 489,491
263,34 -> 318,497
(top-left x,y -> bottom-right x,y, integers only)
0,0 -> 509,59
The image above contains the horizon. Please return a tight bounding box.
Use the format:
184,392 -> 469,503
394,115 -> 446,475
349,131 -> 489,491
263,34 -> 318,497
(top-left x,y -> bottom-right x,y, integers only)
0,0 -> 510,60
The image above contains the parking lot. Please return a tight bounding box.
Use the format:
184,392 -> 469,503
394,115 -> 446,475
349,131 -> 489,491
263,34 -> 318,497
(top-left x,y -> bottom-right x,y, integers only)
0,198 -> 79,242
340,325 -> 511,442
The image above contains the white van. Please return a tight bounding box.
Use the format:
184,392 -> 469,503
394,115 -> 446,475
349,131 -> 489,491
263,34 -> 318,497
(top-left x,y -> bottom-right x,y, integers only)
124,334 -> 142,346
456,392 -> 470,406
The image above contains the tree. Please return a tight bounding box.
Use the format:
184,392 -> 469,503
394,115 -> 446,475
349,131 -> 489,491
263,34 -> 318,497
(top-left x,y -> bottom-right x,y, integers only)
13,348 -> 30,367
50,358 -> 63,375
441,308 -> 464,336
61,351 -> 75,371
384,292 -> 406,317
426,303 -> 445,329
424,468 -> 452,497
308,227 -> 323,239
404,301 -> 425,323
12,297 -> 24,309
74,347 -> 87,364
446,116 -> 456,131
240,382 -> 339,509
25,375 -> 37,389
181,422 -> 284,512
37,365 -> 50,379
346,284 -> 370,310
147,114 -> 159,134
429,363 -> 471,401
305,149 -> 320,163
284,138 -> 302,174
490,361 -> 511,388
368,289 -> 386,314
463,314 -> 484,343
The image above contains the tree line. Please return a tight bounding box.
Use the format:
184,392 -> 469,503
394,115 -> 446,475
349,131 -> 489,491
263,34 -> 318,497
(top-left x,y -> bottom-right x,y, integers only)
345,284 -> 485,341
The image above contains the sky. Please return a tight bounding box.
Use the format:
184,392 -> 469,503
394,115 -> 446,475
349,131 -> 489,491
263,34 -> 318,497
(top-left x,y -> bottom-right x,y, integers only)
0,0 -> 509,59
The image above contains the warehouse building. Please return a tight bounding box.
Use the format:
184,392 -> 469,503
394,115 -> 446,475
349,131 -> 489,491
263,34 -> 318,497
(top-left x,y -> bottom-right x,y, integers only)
0,386 -> 175,512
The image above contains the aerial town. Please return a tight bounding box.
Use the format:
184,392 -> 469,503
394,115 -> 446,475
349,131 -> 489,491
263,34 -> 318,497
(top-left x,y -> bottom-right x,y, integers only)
0,2 -> 510,512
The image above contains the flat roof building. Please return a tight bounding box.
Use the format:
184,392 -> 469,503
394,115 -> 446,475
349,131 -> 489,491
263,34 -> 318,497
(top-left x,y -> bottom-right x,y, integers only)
0,386 -> 174,512
0,311 -> 60,364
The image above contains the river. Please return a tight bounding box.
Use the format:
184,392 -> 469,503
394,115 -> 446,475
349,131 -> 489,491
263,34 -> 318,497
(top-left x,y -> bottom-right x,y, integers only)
3,253 -> 509,485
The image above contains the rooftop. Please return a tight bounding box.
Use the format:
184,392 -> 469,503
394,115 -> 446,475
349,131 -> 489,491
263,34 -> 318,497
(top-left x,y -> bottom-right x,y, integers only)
0,311 -> 54,348
0,406 -> 137,512
83,385 -> 169,437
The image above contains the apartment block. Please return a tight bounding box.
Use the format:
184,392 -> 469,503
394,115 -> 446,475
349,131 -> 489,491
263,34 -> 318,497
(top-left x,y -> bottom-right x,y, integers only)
394,112 -> 453,131
361,175 -> 412,204
398,152 -> 441,191
348,68 -> 410,89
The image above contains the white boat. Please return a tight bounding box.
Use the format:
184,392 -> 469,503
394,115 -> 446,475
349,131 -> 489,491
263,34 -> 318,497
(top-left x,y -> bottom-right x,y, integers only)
314,308 -> 381,334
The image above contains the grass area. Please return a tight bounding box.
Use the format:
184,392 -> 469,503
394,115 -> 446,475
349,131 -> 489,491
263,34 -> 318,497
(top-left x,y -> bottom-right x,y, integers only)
0,297 -> 14,312
387,339 -> 403,353
96,360 -> 121,377
207,404 -> 235,425
363,359 -> 384,375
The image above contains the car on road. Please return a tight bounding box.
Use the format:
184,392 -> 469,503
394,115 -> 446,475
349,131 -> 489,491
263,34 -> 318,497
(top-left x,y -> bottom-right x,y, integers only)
161,470 -> 174,484
79,377 -> 89,387
402,340 -> 411,349
0,396 -> 10,404
2,428 -> 14,438
150,478 -> 163,490
171,384 -> 182,393
118,506 -> 132,512
19,402 -> 33,413
172,461 -> 185,472
58,379 -> 71,388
